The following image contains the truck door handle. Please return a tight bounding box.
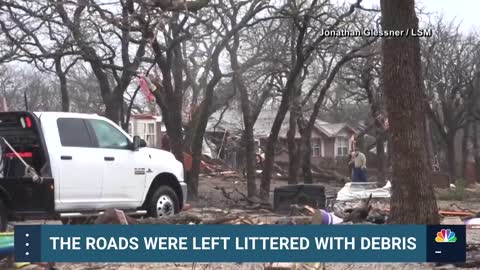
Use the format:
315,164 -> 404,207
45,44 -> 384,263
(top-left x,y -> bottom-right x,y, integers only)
104,157 -> 115,161
60,155 -> 72,160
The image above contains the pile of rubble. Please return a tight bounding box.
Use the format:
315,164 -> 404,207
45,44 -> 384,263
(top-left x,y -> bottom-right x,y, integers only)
95,207 -> 320,226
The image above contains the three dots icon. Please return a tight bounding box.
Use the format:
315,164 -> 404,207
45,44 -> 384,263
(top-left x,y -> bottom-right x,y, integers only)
25,233 -> 29,256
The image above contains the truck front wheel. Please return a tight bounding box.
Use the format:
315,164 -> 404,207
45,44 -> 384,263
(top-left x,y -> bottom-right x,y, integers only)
148,186 -> 180,218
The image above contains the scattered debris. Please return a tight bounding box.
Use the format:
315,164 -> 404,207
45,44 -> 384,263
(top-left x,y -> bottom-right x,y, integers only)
94,208 -> 318,225
264,262 -> 297,270
311,209 -> 343,225
441,217 -> 464,225
273,184 -> 326,214
343,194 -> 373,223
336,181 -> 390,202
289,204 -> 316,216
465,218 -> 480,229
217,186 -> 271,209
95,209 -> 136,225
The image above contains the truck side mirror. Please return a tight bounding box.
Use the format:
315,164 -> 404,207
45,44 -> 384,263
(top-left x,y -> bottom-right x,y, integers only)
132,136 -> 146,150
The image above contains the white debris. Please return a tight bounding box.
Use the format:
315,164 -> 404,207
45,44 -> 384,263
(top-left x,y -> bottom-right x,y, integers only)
336,181 -> 391,201
465,218 -> 480,225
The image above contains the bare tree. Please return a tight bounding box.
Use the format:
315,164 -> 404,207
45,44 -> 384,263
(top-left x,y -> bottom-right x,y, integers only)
380,0 -> 438,224
186,0 -> 269,199
341,44 -> 388,184
260,0 -> 367,198
52,0 -> 149,124
422,19 -> 479,182
0,0 -> 85,111
226,15 -> 280,198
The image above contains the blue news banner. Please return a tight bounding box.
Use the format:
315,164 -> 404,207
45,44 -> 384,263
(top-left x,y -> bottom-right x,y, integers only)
14,225 -> 465,263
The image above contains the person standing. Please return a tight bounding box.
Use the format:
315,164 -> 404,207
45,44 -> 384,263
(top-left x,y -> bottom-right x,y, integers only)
350,149 -> 367,182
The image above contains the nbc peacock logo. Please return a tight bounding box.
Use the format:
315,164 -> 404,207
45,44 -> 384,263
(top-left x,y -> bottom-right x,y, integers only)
435,229 -> 457,243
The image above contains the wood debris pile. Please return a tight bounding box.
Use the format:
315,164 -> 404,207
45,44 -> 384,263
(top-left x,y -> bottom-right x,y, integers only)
95,207 -> 314,225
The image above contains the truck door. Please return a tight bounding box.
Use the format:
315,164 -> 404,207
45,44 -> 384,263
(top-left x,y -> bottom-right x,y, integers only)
56,118 -> 104,210
86,119 -> 147,209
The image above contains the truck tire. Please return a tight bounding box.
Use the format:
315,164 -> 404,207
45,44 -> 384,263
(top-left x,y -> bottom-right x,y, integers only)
148,186 -> 180,217
0,200 -> 8,232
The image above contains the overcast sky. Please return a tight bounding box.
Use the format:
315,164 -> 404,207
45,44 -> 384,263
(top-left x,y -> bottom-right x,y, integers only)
344,0 -> 479,33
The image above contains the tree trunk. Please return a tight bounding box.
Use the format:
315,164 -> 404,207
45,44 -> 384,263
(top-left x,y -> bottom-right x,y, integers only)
446,134 -> 456,183
243,124 -> 257,197
260,62 -> 303,198
287,105 -> 300,185
166,99 -> 185,163
260,100 -> 289,198
376,131 -> 386,186
474,122 -> 480,183
188,2 -> 264,199
228,31 -> 257,198
380,0 -> 439,224
462,122 -> 471,180
188,63 -> 224,200
425,115 -> 434,167
105,96 -> 122,125
300,125 -> 314,184
55,57 -> 70,112
124,86 -> 141,131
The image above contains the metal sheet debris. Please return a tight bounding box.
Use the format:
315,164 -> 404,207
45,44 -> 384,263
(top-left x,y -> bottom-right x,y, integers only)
336,181 -> 391,201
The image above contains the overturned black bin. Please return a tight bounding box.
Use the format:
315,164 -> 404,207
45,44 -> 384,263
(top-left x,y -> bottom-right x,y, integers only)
273,184 -> 326,214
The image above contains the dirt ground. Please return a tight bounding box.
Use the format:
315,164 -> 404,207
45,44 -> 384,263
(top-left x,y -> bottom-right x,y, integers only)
7,175 -> 480,270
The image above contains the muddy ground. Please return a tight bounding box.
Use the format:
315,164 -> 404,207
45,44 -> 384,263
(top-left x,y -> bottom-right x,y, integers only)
7,175 -> 480,270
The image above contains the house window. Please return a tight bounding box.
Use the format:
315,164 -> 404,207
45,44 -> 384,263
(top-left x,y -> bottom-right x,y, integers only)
336,137 -> 348,156
312,144 -> 321,157
144,122 -> 156,147
133,121 -> 156,147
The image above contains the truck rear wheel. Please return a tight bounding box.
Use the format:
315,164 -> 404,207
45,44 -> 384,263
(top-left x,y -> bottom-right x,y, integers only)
0,200 -> 8,232
148,186 -> 180,218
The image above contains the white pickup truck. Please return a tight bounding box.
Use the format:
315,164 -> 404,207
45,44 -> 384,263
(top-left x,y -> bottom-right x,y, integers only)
0,111 -> 187,230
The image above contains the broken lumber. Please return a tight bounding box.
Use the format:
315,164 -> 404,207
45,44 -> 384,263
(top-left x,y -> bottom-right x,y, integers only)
343,194 -> 372,223
289,204 -> 316,216
95,209 -> 137,225
135,213 -> 203,224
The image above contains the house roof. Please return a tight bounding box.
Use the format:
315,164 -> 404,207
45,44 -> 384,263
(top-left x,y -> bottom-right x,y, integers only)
316,123 -> 357,137
207,109 -> 356,139
206,110 -> 244,134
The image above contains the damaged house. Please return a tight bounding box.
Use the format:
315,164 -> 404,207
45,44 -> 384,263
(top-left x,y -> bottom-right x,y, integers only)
205,109 -> 357,171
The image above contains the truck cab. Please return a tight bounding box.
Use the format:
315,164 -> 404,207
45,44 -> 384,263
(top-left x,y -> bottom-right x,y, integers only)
0,111 -> 187,229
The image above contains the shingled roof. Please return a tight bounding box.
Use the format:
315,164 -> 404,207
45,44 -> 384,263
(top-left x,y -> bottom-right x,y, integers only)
207,109 -> 357,139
